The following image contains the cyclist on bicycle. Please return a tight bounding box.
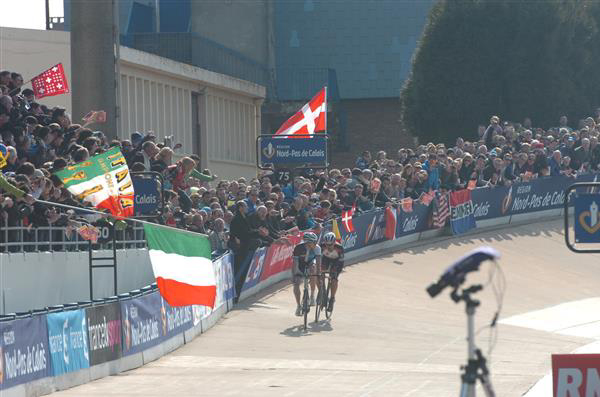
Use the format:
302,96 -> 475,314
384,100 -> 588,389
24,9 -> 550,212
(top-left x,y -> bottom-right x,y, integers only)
292,232 -> 321,316
320,232 -> 344,312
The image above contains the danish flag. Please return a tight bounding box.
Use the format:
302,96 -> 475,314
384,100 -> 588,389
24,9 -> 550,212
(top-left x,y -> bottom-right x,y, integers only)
274,87 -> 327,137
341,204 -> 355,233
31,63 -> 69,99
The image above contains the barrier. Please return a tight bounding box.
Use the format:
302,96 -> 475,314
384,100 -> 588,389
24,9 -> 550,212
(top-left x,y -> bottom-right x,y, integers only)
0,254 -> 235,397
1,172 -> 597,396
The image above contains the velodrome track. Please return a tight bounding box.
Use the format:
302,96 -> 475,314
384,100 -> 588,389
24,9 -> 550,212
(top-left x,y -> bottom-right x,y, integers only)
52,218 -> 600,397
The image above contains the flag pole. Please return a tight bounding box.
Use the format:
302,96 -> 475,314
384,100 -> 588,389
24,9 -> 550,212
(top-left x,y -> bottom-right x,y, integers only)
34,199 -> 209,238
324,85 -> 328,134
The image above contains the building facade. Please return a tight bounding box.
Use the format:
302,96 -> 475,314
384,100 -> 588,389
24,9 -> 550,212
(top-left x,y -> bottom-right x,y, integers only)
0,27 -> 265,180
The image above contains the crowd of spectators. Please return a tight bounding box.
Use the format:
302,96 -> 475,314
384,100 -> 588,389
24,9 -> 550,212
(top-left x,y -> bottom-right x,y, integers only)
2,67 -> 600,266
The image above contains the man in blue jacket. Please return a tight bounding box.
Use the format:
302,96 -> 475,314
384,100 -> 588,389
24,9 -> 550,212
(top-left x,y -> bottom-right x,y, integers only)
422,154 -> 440,191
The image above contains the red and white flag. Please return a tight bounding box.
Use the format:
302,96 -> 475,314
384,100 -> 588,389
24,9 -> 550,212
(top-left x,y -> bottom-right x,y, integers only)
385,206 -> 397,240
31,63 -> 69,99
341,205 -> 355,233
275,87 -> 327,137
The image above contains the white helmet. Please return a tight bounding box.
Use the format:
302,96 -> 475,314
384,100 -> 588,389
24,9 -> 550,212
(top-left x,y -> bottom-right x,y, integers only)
322,232 -> 336,244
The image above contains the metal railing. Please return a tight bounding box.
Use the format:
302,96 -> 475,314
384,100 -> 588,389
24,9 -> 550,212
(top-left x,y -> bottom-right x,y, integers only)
122,32 -> 272,92
0,220 -> 147,253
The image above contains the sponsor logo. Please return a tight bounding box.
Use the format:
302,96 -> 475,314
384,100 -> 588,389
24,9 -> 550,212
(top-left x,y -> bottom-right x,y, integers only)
402,216 -> 419,233
341,233 -> 357,249
451,201 -> 474,220
473,201 -> 490,218
262,143 -> 275,159
135,194 -> 157,205
578,200 -> 600,234
87,316 -> 122,354
2,343 -> 46,382
501,186 -> 513,214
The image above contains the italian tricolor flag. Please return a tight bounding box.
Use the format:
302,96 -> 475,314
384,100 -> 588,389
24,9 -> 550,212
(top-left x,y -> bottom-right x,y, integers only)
54,147 -> 134,217
144,223 -> 216,307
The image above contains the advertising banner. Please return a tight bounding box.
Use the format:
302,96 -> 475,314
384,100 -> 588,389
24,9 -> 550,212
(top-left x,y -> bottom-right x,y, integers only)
85,303 -> 122,366
471,173 -> 600,221
0,315 -> 51,390
552,354 -> 600,397
335,209 -> 386,253
216,253 -> 235,305
260,234 -> 302,282
193,253 -> 235,322
395,202 -> 432,239
121,292 -> 193,356
241,247 -> 268,293
258,135 -> 327,167
47,310 -> 90,376
132,176 -> 160,216
449,190 -> 477,235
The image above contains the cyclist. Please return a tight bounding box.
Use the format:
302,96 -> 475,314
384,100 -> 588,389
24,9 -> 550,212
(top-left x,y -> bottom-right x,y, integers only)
292,232 -> 321,316
320,232 -> 344,312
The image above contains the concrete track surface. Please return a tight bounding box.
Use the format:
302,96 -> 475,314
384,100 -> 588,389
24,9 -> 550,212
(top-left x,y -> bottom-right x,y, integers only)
52,218 -> 600,397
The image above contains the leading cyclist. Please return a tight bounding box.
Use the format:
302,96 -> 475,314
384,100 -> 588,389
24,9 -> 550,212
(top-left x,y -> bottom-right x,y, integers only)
320,232 -> 344,312
292,232 -> 321,316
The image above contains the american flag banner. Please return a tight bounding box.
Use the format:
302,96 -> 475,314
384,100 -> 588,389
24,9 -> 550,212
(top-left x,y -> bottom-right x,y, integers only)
31,63 -> 69,99
432,191 -> 450,228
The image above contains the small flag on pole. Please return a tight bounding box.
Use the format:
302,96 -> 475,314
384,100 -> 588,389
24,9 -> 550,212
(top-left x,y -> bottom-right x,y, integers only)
31,63 -> 69,99
341,207 -> 355,233
331,218 -> 342,242
144,223 -> 216,307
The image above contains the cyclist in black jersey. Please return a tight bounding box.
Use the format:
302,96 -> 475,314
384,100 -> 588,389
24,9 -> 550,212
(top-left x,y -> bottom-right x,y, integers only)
292,232 -> 321,316
320,232 -> 344,312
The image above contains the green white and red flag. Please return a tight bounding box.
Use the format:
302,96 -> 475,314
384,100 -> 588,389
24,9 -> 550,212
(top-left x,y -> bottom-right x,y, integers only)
54,147 -> 135,218
144,223 -> 216,307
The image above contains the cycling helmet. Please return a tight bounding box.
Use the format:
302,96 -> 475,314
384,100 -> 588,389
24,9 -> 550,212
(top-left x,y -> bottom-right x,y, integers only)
303,232 -> 318,243
322,232 -> 336,244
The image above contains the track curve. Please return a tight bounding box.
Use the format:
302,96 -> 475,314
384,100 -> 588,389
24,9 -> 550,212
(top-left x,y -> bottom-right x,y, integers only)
51,218 -> 600,397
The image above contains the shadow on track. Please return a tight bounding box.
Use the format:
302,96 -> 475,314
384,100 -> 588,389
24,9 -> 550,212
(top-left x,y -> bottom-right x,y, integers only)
280,319 -> 334,337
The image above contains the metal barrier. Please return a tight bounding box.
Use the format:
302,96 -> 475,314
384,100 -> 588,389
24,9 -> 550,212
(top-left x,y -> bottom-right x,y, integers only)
123,32 -> 272,92
0,219 -> 147,253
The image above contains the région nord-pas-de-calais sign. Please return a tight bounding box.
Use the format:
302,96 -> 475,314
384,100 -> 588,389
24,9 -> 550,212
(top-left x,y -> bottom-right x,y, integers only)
258,135 -> 327,167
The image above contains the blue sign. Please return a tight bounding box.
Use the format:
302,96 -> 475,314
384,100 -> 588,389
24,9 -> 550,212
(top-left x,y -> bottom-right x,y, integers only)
121,292 -> 193,356
471,174 -> 599,221
47,310 -> 90,376
133,177 -> 161,215
0,315 -> 51,389
258,135 -> 327,166
574,194 -> 600,243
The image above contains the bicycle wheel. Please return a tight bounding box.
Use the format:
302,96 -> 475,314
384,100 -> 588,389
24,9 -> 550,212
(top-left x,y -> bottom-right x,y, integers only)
314,282 -> 322,323
325,276 -> 333,319
302,285 -> 309,331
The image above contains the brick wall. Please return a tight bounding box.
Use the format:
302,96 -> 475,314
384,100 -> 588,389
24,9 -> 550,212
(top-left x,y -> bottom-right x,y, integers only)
331,98 -> 415,168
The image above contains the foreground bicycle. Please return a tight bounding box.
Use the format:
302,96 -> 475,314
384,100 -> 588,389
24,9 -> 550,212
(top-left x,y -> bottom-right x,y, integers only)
300,265 -> 312,331
315,271 -> 334,322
